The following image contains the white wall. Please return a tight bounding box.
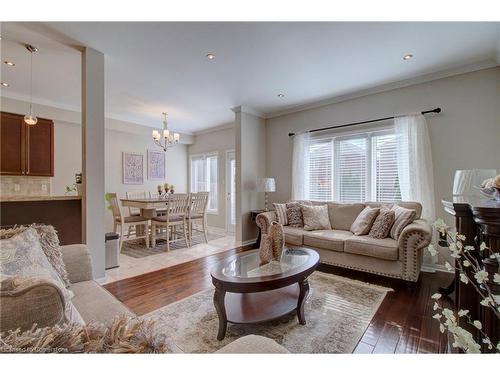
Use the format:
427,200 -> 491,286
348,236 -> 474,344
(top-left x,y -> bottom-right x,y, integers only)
104,129 -> 188,231
265,67 -> 500,265
235,108 -> 266,243
266,67 -> 500,212
188,125 -> 235,230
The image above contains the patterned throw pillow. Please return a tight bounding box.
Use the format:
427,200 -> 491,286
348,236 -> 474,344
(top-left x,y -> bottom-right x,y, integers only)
273,203 -> 288,226
286,202 -> 303,227
390,204 -> 417,240
301,204 -> 332,231
368,209 -> 395,239
0,224 -> 70,287
0,229 -> 77,324
350,206 -> 380,235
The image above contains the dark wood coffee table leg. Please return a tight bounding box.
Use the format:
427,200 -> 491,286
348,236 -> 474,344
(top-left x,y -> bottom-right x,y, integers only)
213,287 -> 227,340
297,278 -> 310,325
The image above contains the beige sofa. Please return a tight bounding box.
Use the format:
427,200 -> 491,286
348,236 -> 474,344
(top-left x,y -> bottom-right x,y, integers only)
257,201 -> 432,283
1,243 -> 288,354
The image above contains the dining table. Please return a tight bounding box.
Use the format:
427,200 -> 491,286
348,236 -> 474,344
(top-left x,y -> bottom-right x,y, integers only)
120,198 -> 170,248
120,197 -> 169,219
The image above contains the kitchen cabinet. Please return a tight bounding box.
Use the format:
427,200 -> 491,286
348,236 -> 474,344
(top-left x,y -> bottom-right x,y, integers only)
0,111 -> 54,176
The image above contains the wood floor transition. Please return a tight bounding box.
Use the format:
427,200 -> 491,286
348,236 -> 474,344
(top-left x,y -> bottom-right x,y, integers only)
103,245 -> 455,354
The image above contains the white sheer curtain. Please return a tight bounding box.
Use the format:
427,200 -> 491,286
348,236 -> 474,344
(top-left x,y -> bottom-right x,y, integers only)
394,113 -> 436,222
291,132 -> 310,200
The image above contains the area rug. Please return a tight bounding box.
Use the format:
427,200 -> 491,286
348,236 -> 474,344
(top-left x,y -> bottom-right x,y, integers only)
144,272 -> 392,353
122,232 -> 225,258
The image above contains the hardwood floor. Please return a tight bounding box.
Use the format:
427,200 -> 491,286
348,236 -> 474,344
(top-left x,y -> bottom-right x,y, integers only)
104,246 -> 455,353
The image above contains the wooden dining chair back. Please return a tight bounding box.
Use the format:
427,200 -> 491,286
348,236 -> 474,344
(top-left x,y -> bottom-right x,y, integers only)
189,192 -> 209,244
125,191 -> 148,216
151,193 -> 190,250
108,192 -> 150,251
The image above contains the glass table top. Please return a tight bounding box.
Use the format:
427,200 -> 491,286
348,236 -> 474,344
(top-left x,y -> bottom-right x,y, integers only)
221,248 -> 311,278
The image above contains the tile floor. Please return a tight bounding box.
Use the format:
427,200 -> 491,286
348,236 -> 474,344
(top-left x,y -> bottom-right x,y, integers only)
100,234 -> 241,284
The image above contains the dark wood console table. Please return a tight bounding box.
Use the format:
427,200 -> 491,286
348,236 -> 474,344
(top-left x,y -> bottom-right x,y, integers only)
441,196 -> 500,351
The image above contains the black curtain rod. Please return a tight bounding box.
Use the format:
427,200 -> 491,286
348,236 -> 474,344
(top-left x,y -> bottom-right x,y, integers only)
288,107 -> 441,137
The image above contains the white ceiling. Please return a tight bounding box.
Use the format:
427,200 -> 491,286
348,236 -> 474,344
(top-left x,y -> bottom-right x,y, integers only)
1,22 -> 499,133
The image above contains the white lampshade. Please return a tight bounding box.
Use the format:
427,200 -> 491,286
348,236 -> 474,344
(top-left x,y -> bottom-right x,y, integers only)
257,178 -> 276,193
453,169 -> 497,196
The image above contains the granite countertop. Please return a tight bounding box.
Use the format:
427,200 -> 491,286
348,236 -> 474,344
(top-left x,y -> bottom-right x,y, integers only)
0,195 -> 82,202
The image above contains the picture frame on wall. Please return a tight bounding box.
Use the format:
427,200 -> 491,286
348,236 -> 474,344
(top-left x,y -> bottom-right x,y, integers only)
122,151 -> 144,185
147,149 -> 166,181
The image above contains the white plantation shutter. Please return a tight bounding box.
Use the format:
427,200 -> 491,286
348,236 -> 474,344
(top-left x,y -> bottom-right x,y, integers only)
190,153 -> 218,212
335,137 -> 367,202
308,139 -> 333,201
372,133 -> 402,202
304,129 -> 402,203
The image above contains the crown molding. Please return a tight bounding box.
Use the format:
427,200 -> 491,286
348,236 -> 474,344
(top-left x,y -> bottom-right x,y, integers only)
265,60 -> 499,119
193,122 -> 235,136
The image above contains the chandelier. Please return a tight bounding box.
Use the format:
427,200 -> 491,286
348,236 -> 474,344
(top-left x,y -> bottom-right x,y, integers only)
24,44 -> 38,126
152,112 -> 180,151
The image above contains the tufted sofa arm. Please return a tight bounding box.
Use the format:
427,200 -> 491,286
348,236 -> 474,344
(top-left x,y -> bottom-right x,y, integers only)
61,244 -> 94,284
256,211 -> 278,237
397,219 -> 432,282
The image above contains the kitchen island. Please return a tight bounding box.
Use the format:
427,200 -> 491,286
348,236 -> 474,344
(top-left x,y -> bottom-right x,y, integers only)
0,195 -> 82,245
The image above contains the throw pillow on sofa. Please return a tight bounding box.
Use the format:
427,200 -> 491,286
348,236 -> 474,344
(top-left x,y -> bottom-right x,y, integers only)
273,203 -> 288,226
368,208 -> 395,239
390,204 -> 417,240
0,224 -> 71,287
350,206 -> 380,235
301,204 -> 331,231
286,202 -> 304,227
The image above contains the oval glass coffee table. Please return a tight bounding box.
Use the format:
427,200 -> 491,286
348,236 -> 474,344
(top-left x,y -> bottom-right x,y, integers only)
211,247 -> 319,340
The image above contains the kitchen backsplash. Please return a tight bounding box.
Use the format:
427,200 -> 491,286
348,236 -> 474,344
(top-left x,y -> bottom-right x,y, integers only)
0,176 -> 52,197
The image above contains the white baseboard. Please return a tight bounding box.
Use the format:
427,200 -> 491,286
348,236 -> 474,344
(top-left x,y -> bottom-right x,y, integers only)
240,238 -> 257,247
421,263 -> 454,274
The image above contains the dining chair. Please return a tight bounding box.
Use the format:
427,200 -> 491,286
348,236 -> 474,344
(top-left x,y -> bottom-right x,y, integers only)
108,193 -> 150,251
149,191 -> 167,216
189,191 -> 209,244
125,191 -> 148,216
151,193 -> 190,250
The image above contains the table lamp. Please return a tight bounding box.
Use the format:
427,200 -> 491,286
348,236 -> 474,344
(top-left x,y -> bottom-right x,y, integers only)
258,178 -> 276,211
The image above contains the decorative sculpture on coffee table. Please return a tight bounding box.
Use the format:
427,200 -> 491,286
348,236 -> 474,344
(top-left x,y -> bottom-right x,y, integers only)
259,221 -> 284,265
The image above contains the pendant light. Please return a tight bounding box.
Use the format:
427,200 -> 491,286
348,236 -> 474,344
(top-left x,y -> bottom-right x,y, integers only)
24,44 -> 38,126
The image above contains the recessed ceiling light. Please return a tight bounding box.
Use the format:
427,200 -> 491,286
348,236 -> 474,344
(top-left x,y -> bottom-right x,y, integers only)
1,82 -> 9,87
403,54 -> 413,60
206,53 -> 215,60
4,61 -> 15,66
277,93 -> 285,98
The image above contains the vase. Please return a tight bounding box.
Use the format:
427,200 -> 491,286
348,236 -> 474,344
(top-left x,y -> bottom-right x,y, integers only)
269,221 -> 284,261
259,234 -> 272,265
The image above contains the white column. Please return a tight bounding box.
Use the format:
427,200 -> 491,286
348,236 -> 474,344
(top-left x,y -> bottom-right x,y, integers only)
234,106 -> 267,244
81,47 -> 105,279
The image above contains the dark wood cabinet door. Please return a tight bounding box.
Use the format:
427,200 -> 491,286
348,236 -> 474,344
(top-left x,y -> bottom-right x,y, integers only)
26,118 -> 54,176
0,112 -> 26,175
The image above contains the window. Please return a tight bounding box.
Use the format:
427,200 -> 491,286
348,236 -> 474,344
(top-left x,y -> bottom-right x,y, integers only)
308,129 -> 401,202
190,153 -> 218,212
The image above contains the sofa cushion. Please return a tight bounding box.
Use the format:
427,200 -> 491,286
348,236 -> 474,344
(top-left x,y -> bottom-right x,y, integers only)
70,280 -> 134,324
368,208 -> 395,239
282,226 -> 309,246
303,230 -> 353,252
350,206 -> 380,235
366,201 -> 422,220
344,236 -> 398,261
273,203 -> 288,225
286,202 -> 304,227
327,203 -> 366,230
390,204 -> 417,240
301,204 -> 331,231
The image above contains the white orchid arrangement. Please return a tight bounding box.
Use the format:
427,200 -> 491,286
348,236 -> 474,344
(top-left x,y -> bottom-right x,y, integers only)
427,218 -> 500,353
